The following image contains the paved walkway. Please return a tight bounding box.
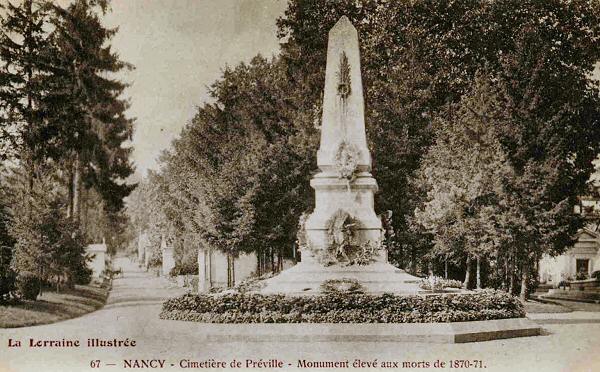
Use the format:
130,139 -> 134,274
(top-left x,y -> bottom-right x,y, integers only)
1,259 -> 599,372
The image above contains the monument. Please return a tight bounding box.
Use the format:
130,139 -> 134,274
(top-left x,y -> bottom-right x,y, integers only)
262,17 -> 419,294
161,236 -> 175,277
86,241 -> 107,279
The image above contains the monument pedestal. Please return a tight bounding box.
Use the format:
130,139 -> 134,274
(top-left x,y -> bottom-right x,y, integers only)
304,171 -> 382,257
261,170 -> 421,294
261,261 -> 421,295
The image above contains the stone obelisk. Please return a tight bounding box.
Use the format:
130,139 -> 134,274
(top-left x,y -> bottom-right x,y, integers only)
304,16 -> 382,259
261,17 -> 419,294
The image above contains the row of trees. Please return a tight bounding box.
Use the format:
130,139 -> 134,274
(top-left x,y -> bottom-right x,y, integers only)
0,0 -> 134,301
128,0 -> 600,299
127,56 -> 314,275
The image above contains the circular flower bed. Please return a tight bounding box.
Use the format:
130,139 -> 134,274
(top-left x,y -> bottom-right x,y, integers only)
160,289 -> 524,323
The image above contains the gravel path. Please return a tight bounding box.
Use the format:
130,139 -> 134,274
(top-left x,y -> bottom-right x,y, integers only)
1,258 -> 599,372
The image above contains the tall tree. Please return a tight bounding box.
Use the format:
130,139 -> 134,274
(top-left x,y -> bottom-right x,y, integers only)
0,0 -> 54,165
0,167 -> 16,302
6,164 -> 88,297
415,73 -> 513,289
43,0 -> 135,222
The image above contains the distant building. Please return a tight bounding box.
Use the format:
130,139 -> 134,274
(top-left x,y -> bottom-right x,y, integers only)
539,228 -> 600,284
538,158 -> 600,285
86,242 -> 108,278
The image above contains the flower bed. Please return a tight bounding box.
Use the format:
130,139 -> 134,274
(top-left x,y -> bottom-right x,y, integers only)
160,289 -> 524,323
419,276 -> 463,291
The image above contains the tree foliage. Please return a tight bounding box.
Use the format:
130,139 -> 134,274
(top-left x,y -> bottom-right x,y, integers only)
0,0 -> 134,299
277,0 -> 600,277
6,165 -> 88,297
415,74 -> 512,268
0,168 -> 16,302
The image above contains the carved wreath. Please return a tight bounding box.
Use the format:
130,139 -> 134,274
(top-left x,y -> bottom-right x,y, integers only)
317,210 -> 378,267
335,141 -> 360,180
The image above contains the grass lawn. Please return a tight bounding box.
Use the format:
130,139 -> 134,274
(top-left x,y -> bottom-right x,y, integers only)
0,284 -> 110,328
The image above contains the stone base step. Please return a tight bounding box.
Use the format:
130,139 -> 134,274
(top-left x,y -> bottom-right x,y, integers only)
167,318 -> 541,344
260,261 -> 423,295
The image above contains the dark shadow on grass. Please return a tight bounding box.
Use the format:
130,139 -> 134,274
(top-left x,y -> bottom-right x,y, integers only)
0,284 -> 110,328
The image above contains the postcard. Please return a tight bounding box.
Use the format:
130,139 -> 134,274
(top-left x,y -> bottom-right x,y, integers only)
2,1 -> 600,371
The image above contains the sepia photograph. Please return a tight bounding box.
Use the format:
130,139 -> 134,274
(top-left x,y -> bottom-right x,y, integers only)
1,0 -> 600,371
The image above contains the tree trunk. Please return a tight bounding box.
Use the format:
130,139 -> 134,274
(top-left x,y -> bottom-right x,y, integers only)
476,256 -> 482,289
270,248 -> 275,274
256,250 -> 262,277
508,251 -> 515,295
226,254 -> 234,288
520,261 -> 529,301
72,154 -> 82,222
410,252 -> 417,275
501,255 -> 507,291
231,255 -> 235,287
80,187 -> 87,239
67,166 -> 74,218
38,266 -> 43,298
444,257 -> 448,279
463,257 -> 471,289
277,247 -> 283,272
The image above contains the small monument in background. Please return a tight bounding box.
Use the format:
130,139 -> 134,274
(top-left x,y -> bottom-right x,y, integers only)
262,17 -> 419,294
161,236 -> 175,277
86,241 -> 107,279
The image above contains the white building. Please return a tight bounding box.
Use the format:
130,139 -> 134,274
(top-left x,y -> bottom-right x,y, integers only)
539,228 -> 600,284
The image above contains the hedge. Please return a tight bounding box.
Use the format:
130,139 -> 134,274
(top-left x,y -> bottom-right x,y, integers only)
160,289 -> 524,323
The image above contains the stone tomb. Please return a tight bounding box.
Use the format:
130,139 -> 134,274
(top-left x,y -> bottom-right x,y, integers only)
86,242 -> 107,278
161,237 -> 176,277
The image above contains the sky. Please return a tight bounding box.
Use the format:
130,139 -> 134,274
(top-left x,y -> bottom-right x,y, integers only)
100,0 -> 288,178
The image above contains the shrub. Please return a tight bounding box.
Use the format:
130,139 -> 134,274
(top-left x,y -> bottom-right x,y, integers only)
557,280 -> 570,289
0,205 -> 16,303
419,276 -> 463,291
320,278 -> 365,294
160,289 -> 525,323
147,248 -> 162,268
576,270 -> 589,280
72,265 -> 93,285
16,272 -> 41,300
444,279 -> 464,288
169,260 -> 198,277
0,263 -> 16,303
0,243 -> 16,303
